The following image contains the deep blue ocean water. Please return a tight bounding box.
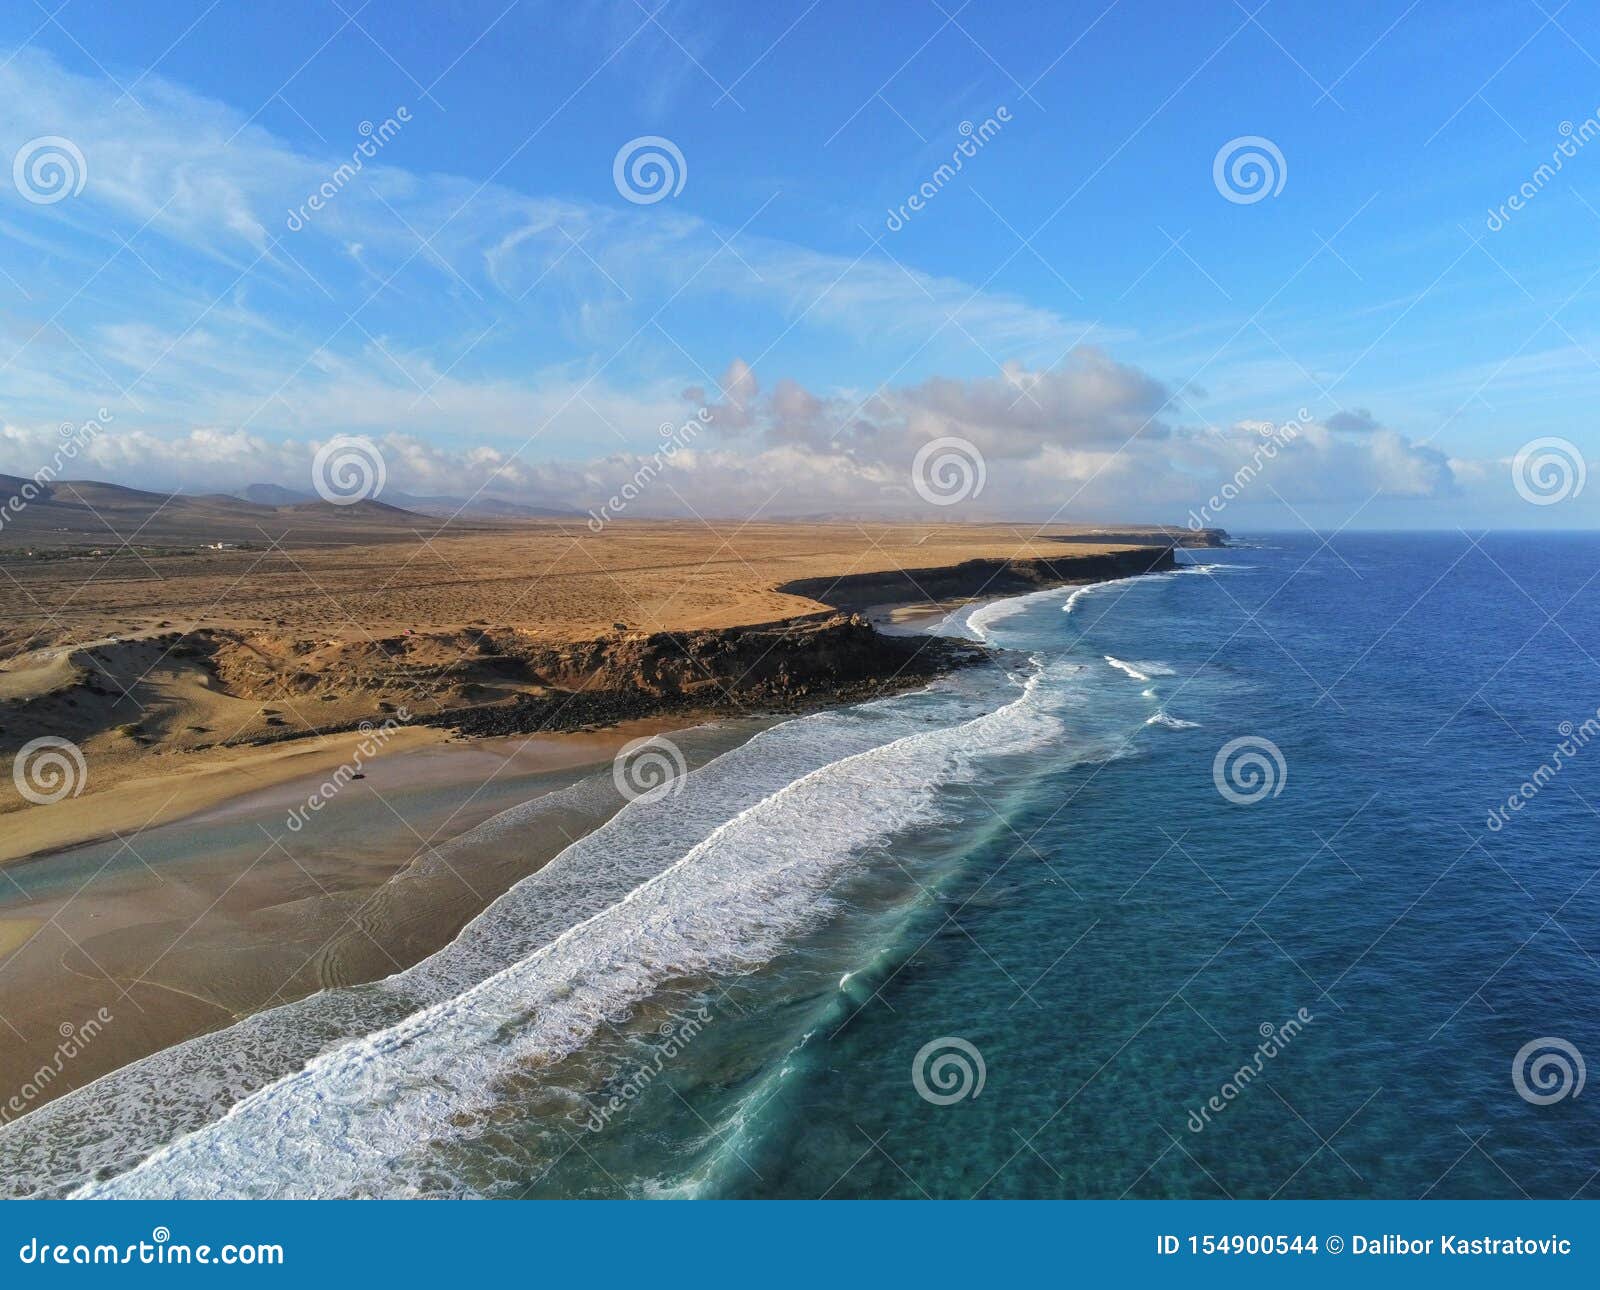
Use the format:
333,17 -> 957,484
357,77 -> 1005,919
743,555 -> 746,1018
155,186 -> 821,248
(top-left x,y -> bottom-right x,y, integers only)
581,531 -> 1600,1199
6,532 -> 1597,1199
670,530 -> 1600,1200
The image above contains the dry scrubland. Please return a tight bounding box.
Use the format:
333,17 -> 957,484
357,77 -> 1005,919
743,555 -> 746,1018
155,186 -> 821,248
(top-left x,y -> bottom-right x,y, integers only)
2,518 -> 1169,643
0,513 -> 1195,832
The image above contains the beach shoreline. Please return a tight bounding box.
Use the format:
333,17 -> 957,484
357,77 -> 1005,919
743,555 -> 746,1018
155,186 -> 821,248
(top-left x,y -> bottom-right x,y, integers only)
0,538 -> 1193,1126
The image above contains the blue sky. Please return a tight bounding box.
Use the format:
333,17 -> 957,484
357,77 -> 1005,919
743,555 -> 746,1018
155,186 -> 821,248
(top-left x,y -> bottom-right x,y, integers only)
0,0 -> 1596,527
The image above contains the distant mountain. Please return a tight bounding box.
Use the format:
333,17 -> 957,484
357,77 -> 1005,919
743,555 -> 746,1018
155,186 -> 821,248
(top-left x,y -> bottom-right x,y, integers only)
0,476 -> 437,549
235,483 -> 315,505
233,485 -> 579,520
0,471 -> 587,552
381,491 -> 582,519
275,497 -> 421,518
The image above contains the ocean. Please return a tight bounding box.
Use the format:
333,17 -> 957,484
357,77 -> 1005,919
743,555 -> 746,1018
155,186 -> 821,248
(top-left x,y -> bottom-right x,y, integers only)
5,532 -> 1597,1199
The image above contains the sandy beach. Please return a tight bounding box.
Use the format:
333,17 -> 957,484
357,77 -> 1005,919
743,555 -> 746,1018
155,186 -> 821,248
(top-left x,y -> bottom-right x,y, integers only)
0,712 -> 751,1118
0,518 -> 1200,1119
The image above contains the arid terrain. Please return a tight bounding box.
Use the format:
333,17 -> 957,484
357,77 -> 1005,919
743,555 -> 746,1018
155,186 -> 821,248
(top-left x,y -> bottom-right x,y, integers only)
1,478 -> 1214,853
0,480 -> 1217,1131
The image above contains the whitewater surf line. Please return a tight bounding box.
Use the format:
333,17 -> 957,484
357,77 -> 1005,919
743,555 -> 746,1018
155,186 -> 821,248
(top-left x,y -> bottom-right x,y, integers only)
80,664 -> 1061,1198
0,696 -> 968,1197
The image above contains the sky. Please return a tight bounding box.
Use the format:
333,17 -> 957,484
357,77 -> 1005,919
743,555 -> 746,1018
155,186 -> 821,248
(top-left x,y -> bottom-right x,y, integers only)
0,0 -> 1596,530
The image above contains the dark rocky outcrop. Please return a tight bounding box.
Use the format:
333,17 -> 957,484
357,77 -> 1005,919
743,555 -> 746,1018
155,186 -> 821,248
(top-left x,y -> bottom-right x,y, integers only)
432,543 -> 1186,739
431,614 -> 985,738
775,544 -> 1178,613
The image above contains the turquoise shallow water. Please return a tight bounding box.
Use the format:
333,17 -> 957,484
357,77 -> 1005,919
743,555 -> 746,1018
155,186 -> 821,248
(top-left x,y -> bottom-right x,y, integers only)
7,533 -> 1596,1199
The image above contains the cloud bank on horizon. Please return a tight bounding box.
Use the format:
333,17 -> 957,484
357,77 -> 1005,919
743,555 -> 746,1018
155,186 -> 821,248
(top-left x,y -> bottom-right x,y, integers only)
0,11 -> 1592,528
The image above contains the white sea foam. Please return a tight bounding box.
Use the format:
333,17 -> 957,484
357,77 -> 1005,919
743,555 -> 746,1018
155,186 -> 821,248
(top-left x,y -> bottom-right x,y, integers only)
1062,575 -> 1150,615
1067,561 -> 1251,603
81,668 -> 1062,1199
959,584 -> 1081,641
961,597 -> 1026,640
926,604 -> 987,641
1145,710 -> 1200,730
1179,561 -> 1253,575
1104,656 -> 1176,683
0,697 -> 968,1198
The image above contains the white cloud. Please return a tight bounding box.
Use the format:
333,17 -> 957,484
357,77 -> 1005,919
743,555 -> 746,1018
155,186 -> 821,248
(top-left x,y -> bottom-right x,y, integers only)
0,358 -> 1498,529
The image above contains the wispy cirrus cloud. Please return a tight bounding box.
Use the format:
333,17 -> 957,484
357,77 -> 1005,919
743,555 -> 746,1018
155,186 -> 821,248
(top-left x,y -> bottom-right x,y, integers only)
0,47 -> 1561,528
0,47 -> 1107,455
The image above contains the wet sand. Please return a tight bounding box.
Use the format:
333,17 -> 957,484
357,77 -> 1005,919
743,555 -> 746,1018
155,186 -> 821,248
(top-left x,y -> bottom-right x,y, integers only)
0,715 -> 759,1118
0,724 -> 447,868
